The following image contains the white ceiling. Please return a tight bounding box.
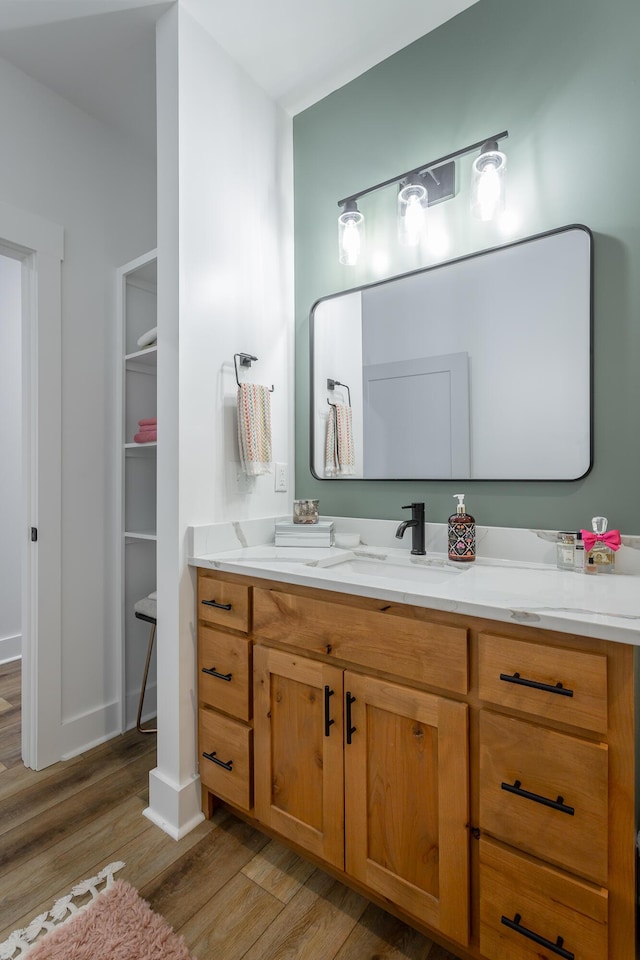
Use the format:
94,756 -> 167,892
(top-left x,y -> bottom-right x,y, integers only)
0,0 -> 479,158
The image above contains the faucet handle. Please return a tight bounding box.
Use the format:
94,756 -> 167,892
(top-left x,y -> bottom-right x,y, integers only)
402,502 -> 425,511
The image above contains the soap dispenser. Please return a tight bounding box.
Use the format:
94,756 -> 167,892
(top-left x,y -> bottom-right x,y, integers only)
448,494 -> 476,562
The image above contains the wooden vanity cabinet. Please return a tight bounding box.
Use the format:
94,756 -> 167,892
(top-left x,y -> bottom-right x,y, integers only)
253,646 -> 345,868
344,671 -> 469,944
253,645 -> 470,946
197,571 -> 253,812
196,569 -> 637,960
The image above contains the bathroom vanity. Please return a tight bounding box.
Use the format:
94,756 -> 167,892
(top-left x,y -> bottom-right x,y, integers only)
190,526 -> 638,960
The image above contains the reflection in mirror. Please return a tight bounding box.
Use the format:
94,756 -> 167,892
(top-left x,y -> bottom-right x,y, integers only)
311,225 -> 592,481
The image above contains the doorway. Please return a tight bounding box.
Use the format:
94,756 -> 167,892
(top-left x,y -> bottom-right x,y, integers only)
0,251 -> 22,769
0,203 -> 63,771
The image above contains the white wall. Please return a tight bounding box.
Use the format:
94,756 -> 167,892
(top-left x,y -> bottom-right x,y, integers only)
0,54 -> 156,756
150,2 -> 294,837
0,253 -> 22,663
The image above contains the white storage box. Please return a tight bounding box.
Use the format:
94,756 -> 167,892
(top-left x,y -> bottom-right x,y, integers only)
275,519 -> 334,547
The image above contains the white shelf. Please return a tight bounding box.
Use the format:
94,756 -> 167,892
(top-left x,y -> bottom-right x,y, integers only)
125,345 -> 157,369
118,248 -> 158,732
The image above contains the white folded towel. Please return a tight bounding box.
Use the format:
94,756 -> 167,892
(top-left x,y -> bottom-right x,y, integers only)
325,402 -> 355,476
137,326 -> 157,348
237,383 -> 272,476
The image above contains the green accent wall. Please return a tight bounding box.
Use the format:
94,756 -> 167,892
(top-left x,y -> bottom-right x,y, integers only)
293,0 -> 640,532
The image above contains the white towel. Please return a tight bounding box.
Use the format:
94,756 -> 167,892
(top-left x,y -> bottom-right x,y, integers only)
325,402 -> 355,476
137,326 -> 157,348
237,383 -> 273,476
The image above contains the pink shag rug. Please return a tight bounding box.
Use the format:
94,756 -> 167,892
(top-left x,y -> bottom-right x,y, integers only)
0,864 -> 195,960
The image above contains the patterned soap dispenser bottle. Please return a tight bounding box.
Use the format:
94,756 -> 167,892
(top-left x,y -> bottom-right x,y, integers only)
448,494 -> 476,562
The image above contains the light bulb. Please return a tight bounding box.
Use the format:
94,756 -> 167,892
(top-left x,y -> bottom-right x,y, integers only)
471,143 -> 506,221
397,177 -> 427,246
338,201 -> 364,265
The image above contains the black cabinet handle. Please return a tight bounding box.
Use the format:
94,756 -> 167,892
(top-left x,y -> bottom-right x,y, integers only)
201,598 -> 232,611
346,692 -> 357,745
501,913 -> 574,959
201,666 -> 232,682
501,779 -> 574,815
324,685 -> 335,737
202,750 -> 233,771
499,671 -> 573,697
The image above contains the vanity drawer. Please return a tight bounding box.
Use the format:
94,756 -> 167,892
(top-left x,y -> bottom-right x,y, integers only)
253,587 -> 468,693
198,572 -> 250,633
479,711 -> 608,884
198,625 -> 252,721
479,839 -> 607,960
199,707 -> 253,811
478,633 -> 608,733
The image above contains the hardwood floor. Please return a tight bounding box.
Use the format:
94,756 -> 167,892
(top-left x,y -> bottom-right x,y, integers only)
0,663 -> 462,959
0,659 -> 21,773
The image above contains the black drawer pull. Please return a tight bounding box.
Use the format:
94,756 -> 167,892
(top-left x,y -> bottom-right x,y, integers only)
501,779 -> 574,815
202,750 -> 233,771
501,913 -> 574,959
324,685 -> 335,737
499,671 -> 573,697
346,692 -> 357,745
201,598 -> 232,611
201,666 -> 232,682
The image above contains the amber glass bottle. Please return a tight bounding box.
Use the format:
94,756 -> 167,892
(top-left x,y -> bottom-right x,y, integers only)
448,493 -> 476,562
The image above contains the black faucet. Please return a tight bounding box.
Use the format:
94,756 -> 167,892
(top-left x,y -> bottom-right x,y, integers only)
395,502 -> 426,556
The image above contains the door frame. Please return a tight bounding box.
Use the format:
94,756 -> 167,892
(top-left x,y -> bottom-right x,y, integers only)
0,200 -> 64,770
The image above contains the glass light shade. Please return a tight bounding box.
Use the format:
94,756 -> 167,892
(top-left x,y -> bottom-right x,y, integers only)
338,203 -> 364,265
397,178 -> 428,246
471,149 -> 506,221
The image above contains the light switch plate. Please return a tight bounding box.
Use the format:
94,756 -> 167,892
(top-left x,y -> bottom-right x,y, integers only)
275,462 -> 288,492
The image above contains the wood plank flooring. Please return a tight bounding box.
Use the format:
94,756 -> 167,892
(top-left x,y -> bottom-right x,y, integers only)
0,662 -> 462,959
0,659 -> 21,773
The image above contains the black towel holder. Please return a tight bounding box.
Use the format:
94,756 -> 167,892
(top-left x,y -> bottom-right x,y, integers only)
234,353 -> 274,392
327,378 -> 351,406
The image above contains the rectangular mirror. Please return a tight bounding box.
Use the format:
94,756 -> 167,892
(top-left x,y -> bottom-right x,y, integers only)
311,225 -> 592,481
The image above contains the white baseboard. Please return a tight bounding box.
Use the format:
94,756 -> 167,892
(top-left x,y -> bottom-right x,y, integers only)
144,766 -> 205,839
0,633 -> 21,664
61,699 -> 122,760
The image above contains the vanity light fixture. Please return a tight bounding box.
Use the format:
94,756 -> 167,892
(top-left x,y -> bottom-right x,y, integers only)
337,130 -> 508,264
397,174 -> 428,247
338,200 -> 365,265
470,139 -> 507,221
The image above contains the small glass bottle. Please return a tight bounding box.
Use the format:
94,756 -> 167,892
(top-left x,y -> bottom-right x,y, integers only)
448,494 -> 476,562
573,531 -> 585,572
586,516 -> 615,573
556,531 -> 575,570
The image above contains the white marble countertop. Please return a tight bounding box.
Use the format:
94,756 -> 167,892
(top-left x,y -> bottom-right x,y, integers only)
188,524 -> 640,646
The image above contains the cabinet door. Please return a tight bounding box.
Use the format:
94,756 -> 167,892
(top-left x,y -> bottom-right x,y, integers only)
253,646 -> 344,868
344,672 -> 469,946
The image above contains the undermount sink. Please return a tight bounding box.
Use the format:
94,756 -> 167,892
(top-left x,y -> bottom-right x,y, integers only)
322,555 -> 465,585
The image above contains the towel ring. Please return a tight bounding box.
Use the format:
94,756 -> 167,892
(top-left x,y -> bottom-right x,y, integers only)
234,353 -> 274,392
327,378 -> 351,406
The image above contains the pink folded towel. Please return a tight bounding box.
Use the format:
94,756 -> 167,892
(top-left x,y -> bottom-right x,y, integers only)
138,417 -> 157,427
134,431 -> 157,443
137,424 -> 157,433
